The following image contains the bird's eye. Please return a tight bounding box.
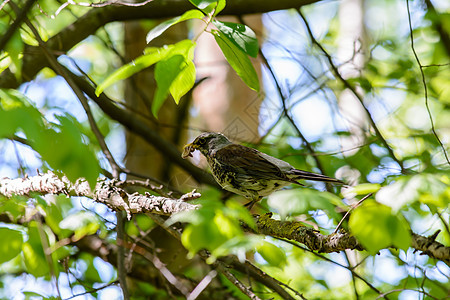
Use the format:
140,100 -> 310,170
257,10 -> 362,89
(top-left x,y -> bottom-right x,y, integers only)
197,137 -> 206,145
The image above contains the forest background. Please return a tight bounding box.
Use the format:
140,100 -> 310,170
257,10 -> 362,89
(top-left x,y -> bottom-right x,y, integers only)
0,0 -> 449,299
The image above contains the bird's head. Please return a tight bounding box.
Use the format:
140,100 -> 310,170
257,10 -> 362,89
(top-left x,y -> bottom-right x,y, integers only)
182,132 -> 231,158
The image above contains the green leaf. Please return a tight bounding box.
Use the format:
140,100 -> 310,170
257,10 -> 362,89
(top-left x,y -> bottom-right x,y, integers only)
376,173 -> 450,212
213,210 -> 242,238
79,253 -> 102,283
199,0 -> 226,15
146,10 -> 204,44
0,89 -> 44,139
177,200 -> 245,258
0,228 -> 23,263
34,115 -> 100,189
351,183 -> 381,195
213,30 -> 260,91
153,55 -> 185,117
212,0 -> 226,16
5,30 -> 24,81
256,241 -> 287,268
268,188 -> 343,220
45,198 -> 74,239
152,40 -> 196,117
170,58 -> 196,104
59,211 -> 100,241
1,93 -> 99,189
95,46 -> 174,96
189,0 -> 217,9
224,200 -> 256,230
213,20 -> 259,57
349,200 -> 411,254
182,222 -> 226,255
0,196 -> 27,221
23,224 -> 50,277
210,235 -> 260,263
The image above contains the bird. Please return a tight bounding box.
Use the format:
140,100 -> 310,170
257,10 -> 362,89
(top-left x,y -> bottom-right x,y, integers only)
182,132 -> 344,209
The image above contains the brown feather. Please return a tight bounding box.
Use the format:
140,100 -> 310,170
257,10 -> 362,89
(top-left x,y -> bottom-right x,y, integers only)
212,144 -> 290,182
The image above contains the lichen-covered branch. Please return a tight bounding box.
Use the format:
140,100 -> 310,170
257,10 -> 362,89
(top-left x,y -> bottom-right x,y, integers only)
0,171 -> 199,218
411,231 -> 450,266
1,173 -> 449,265
243,213 -> 363,252
245,213 -> 450,266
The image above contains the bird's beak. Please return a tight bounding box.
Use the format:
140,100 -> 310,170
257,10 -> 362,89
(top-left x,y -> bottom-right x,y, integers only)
182,143 -> 195,159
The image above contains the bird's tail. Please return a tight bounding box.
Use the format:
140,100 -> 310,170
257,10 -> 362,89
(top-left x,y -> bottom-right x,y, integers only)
290,169 -> 344,184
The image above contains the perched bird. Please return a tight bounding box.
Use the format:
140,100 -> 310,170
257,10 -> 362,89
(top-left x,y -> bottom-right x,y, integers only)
182,132 -> 343,208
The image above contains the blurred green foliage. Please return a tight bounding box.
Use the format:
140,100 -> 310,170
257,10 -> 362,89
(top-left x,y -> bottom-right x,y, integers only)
0,0 -> 449,298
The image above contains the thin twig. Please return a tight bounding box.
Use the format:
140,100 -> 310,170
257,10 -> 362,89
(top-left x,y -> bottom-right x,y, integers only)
297,9 -> 407,174
214,263 -> 262,300
258,47 -> 331,191
281,239 -> 389,299
405,0 -> 450,165
187,270 -> 218,300
62,281 -> 119,300
334,193 -> 372,234
0,0 -> 36,52
343,251 -> 359,300
376,288 -> 439,300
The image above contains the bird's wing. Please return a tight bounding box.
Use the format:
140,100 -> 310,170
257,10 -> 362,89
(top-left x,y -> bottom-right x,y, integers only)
212,144 -> 291,182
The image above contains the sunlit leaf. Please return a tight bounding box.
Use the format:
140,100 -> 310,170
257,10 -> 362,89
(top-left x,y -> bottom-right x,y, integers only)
169,59 -> 196,104
211,235 -> 260,263
256,241 -> 287,268
95,46 -> 174,96
59,211 -> 100,241
153,55 -> 185,116
189,0 -> 217,9
351,183 -> 381,195
152,40 -> 196,117
349,200 -> 411,254
34,115 -> 100,189
268,188 -> 342,220
179,200 -> 246,258
181,222 -> 226,255
4,30 -> 24,81
146,10 -> 205,44
0,227 -> 23,263
213,30 -> 259,91
23,224 -> 50,277
213,20 -> 259,57
212,0 -> 226,16
376,173 -> 450,212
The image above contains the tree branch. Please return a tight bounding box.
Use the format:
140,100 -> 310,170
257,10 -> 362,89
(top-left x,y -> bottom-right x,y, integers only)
245,213 -> 450,266
1,173 -> 448,265
0,0 -> 322,89
243,213 -> 363,252
0,0 -> 37,52
0,171 -> 200,218
61,66 -> 219,188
